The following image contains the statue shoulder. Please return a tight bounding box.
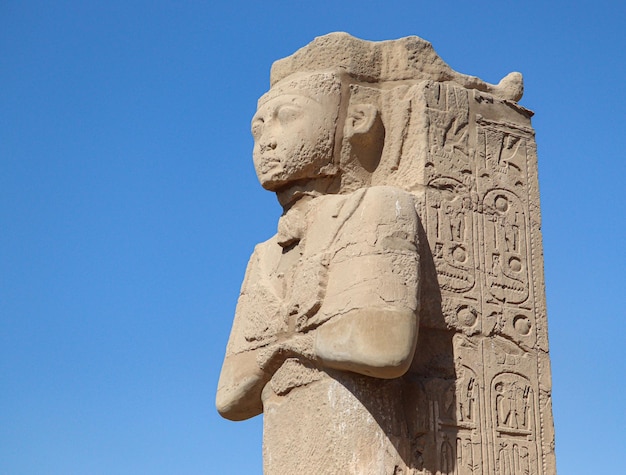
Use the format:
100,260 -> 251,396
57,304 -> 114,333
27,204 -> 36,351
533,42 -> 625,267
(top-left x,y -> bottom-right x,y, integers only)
310,186 -> 417,218
343,185 -> 419,230
360,185 -> 418,209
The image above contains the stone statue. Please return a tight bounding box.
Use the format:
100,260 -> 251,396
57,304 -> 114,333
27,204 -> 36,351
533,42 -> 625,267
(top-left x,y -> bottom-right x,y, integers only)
217,33 -> 556,475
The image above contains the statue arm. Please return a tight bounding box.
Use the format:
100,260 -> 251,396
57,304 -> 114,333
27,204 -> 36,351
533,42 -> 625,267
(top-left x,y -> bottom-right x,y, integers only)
216,348 -> 269,421
216,245 -> 278,421
313,186 -> 420,379
314,307 -> 417,378
217,331 -> 316,421
217,187 -> 421,417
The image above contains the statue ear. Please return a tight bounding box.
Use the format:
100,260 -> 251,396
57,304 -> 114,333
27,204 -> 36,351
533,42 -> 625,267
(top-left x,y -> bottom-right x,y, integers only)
344,104 -> 378,139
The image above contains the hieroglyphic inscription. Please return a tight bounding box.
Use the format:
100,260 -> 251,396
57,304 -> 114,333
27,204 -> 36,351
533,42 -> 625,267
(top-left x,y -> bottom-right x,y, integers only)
409,81 -> 553,474
491,372 -> 539,475
482,190 -> 529,305
424,82 -> 471,179
475,114 -> 533,192
427,179 -> 476,295
423,82 -> 485,339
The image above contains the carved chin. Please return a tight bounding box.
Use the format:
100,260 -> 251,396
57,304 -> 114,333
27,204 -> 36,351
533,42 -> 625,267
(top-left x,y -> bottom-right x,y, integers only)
259,177 -> 285,191
258,169 -> 291,191
256,162 -> 301,190
256,155 -> 337,191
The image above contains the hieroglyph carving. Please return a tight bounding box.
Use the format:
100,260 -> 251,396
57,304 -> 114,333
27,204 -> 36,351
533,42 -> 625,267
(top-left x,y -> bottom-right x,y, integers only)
217,33 -> 556,474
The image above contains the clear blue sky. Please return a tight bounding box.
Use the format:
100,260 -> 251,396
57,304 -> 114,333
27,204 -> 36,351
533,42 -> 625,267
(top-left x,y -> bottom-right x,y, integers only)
1,1 -> 624,473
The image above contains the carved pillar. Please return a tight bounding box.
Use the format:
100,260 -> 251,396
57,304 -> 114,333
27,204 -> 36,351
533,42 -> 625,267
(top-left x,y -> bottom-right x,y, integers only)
394,80 -> 555,475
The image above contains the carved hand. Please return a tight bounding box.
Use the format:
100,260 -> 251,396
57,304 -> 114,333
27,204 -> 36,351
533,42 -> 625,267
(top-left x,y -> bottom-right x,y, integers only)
256,332 -> 316,375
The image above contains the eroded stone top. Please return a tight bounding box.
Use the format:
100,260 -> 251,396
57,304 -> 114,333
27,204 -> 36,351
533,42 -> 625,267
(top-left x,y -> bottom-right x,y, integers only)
270,32 -> 524,102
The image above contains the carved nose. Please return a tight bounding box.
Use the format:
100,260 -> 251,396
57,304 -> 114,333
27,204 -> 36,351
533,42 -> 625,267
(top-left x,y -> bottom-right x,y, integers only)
261,139 -> 277,152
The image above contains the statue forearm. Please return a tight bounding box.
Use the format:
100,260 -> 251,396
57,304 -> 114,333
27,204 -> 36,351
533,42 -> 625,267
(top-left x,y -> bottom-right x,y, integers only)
216,349 -> 269,421
314,307 -> 418,379
217,306 -> 417,420
216,332 -> 316,420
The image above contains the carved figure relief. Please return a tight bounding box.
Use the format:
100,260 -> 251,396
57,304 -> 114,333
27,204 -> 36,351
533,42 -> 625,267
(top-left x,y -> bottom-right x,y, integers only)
491,373 -> 540,475
456,366 -> 479,427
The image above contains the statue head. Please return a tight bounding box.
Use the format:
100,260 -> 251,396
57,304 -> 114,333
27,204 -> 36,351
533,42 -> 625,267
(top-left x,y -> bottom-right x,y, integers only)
251,33 -> 524,200
252,71 -> 341,192
251,69 -> 383,196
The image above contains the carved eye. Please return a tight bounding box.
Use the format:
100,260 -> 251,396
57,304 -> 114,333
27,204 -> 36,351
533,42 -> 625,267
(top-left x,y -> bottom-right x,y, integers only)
251,118 -> 264,139
276,105 -> 301,124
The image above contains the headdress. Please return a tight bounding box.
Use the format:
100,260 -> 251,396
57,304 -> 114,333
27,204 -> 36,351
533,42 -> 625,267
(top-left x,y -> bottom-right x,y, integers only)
270,32 -> 523,102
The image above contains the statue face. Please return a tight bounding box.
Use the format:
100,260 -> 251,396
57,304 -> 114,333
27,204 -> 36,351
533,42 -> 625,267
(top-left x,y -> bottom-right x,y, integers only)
251,91 -> 339,191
